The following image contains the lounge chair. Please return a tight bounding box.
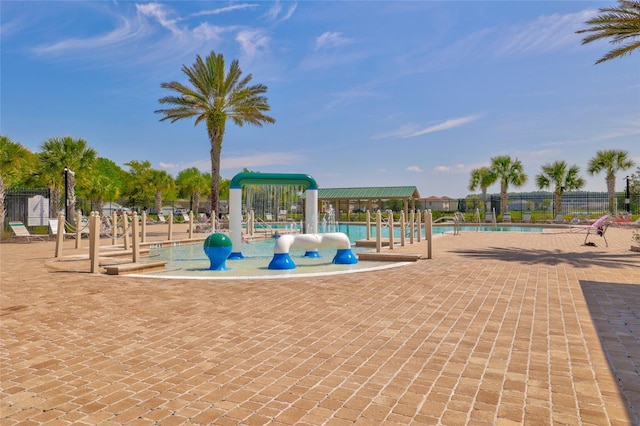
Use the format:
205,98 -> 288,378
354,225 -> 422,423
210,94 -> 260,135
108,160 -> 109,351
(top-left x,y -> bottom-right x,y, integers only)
571,214 -> 610,247
49,219 -> 68,239
9,221 -> 46,242
157,214 -> 167,224
522,212 -> 532,223
552,214 -> 565,224
502,213 -> 511,223
485,212 -> 493,223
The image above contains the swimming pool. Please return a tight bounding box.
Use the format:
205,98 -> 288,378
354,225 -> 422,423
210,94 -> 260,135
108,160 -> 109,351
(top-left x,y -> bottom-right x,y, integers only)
331,223 -> 544,241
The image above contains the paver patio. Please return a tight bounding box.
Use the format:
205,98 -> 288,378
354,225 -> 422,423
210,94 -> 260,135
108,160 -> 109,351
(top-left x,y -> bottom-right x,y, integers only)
1,224 -> 639,425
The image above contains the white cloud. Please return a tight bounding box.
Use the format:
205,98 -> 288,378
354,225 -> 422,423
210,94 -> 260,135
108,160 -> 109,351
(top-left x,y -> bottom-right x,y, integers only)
236,29 -> 271,61
407,166 -> 423,173
494,10 -> 596,57
315,31 -> 353,50
264,1 -> 297,23
160,152 -> 305,175
434,164 -> 467,174
136,3 -> 180,35
373,114 -> 480,140
222,152 -> 304,169
190,4 -> 259,18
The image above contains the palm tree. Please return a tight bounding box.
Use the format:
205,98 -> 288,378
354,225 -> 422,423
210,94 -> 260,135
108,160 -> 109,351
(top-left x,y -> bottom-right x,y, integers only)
587,149 -> 635,212
81,158 -> 124,215
156,51 -> 276,215
576,0 -> 640,64
535,161 -> 586,217
149,169 -> 176,215
123,160 -> 155,210
0,135 -> 35,229
176,167 -> 209,214
468,167 -> 496,212
490,155 -> 528,214
37,136 -> 97,221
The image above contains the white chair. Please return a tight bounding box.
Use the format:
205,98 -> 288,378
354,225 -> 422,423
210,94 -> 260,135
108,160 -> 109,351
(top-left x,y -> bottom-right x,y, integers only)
9,221 -> 46,242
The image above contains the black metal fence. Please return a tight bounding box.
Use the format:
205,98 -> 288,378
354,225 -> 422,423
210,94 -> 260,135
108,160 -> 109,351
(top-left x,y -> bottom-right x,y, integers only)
458,192 -> 640,220
4,188 -> 51,227
5,189 -> 639,229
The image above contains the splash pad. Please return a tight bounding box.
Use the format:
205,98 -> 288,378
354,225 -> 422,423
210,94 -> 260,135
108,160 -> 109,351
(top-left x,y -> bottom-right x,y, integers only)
227,172 -> 357,270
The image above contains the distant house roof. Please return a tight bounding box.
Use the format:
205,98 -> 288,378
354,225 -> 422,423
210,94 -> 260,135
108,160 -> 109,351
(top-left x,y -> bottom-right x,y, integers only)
316,186 -> 420,200
422,196 -> 455,202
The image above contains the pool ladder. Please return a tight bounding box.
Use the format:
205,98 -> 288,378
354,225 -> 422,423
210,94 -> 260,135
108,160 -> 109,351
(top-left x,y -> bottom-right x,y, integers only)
434,214 -> 463,235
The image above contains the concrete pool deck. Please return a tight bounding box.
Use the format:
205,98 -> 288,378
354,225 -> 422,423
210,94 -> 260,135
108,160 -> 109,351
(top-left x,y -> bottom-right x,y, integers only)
1,223 -> 639,424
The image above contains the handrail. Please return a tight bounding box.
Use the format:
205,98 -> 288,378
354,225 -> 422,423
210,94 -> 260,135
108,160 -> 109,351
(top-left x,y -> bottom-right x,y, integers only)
434,215 -> 461,235
253,217 -> 274,237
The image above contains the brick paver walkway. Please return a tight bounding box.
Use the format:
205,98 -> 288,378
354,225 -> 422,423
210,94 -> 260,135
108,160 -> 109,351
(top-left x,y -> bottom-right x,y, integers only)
1,225 -> 639,425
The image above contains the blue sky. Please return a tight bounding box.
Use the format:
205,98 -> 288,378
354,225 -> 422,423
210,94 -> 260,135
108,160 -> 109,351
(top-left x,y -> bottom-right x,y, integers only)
2,1 -> 638,198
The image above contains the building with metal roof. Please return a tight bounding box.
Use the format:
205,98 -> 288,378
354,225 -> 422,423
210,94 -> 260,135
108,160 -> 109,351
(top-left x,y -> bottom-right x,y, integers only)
314,186 -> 420,220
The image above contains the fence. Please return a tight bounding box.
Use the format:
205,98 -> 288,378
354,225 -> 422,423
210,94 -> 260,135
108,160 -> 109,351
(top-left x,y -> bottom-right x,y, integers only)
458,192 -> 640,219
4,188 -> 51,227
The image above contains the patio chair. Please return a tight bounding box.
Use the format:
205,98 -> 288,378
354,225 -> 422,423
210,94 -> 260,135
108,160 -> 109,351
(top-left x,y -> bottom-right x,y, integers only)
9,221 -> 46,242
571,214 -> 610,247
485,212 -> 493,223
522,212 -> 532,223
501,213 -> 511,223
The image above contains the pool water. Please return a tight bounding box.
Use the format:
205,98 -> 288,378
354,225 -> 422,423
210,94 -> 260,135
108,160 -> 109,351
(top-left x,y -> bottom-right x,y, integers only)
142,240 -> 406,279
332,224 -> 544,240
138,223 -> 544,279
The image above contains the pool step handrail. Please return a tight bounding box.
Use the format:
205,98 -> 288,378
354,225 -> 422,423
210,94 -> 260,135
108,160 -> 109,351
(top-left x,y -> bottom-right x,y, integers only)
433,215 -> 461,235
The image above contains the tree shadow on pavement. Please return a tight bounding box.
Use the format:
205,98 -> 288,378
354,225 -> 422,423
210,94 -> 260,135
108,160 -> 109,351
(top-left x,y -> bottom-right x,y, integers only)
450,246 -> 639,269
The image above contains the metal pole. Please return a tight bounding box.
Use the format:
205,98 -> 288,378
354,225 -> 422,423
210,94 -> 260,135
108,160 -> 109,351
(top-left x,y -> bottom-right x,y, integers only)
625,176 -> 630,214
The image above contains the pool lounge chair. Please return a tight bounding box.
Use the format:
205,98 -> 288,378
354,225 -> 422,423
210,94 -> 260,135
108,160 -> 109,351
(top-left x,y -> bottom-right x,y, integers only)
522,212 -> 532,223
9,221 -> 46,242
502,213 -> 511,223
571,214 -> 610,247
485,212 -> 493,223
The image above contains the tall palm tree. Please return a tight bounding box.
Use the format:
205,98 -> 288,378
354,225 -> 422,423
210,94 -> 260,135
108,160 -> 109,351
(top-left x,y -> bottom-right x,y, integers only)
490,155 -> 528,214
587,149 -> 635,212
468,167 -> 496,212
156,51 -> 276,215
576,0 -> 640,64
535,161 -> 586,217
37,136 -> 97,221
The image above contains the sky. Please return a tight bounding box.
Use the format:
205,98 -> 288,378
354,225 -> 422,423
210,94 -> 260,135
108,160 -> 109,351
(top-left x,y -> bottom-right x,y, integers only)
1,1 -> 639,199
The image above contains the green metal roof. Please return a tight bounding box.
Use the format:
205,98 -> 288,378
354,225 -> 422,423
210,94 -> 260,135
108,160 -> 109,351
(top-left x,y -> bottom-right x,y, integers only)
315,186 -> 420,200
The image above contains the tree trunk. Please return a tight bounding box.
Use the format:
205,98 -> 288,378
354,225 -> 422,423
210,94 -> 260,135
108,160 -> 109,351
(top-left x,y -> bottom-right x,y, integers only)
96,197 -> 104,217
155,191 -> 162,216
207,119 -> 225,216
554,190 -> 562,218
501,181 -> 508,213
67,169 -> 76,225
193,191 -> 201,215
481,188 -> 487,212
51,185 -> 61,219
607,175 -> 616,213
0,175 -> 5,230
